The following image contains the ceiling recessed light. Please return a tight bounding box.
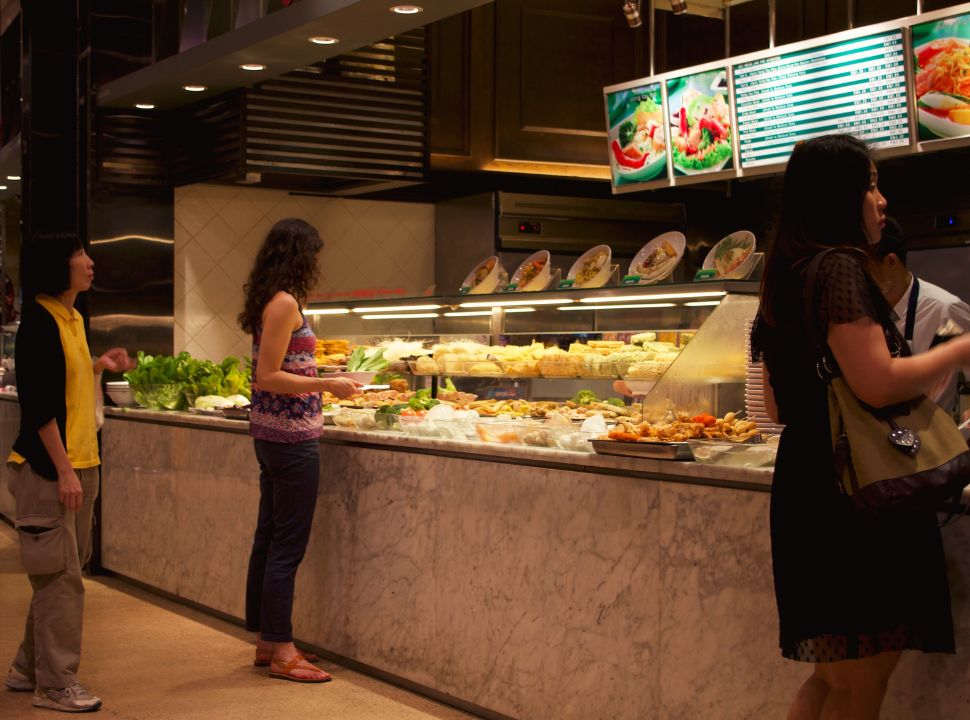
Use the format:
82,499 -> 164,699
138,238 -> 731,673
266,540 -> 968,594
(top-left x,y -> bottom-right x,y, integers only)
134,103 -> 155,109
6,175 -> 20,180
182,85 -> 207,92
309,36 -> 339,45
0,186 -> 7,191
390,5 -> 423,14
239,63 -> 266,71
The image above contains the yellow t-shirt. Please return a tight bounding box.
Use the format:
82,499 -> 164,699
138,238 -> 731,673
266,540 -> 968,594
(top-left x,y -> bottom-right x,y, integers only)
10,296 -> 100,469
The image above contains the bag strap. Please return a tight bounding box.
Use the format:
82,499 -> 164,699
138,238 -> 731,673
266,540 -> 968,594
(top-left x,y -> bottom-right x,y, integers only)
800,249 -> 840,379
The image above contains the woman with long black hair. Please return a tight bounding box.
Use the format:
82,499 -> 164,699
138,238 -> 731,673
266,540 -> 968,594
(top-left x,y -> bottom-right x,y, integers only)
238,218 -> 359,683
754,135 -> 970,719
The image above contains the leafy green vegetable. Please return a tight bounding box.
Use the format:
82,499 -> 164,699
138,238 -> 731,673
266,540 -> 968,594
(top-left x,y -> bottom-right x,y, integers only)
698,128 -> 713,152
347,347 -> 389,372
604,397 -> 626,408
443,377 -> 457,392
408,388 -> 440,412
571,390 -> 598,406
618,120 -> 637,148
636,98 -> 660,116
124,351 -> 251,410
673,140 -> 732,171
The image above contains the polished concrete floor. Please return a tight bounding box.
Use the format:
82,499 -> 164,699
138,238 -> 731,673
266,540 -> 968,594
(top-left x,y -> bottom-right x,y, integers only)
0,522 -> 477,719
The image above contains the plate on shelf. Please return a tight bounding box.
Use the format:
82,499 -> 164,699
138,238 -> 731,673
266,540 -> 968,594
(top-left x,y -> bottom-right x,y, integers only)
703,231 -> 757,279
628,232 -> 686,284
508,250 -> 552,292
567,245 -> 612,288
591,439 -> 693,461
188,407 -> 224,416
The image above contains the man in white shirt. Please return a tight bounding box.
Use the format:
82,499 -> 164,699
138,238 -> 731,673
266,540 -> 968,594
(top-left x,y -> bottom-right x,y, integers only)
872,218 -> 970,415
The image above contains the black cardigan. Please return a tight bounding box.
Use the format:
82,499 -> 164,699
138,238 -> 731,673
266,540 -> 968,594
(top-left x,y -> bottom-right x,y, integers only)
12,302 -> 69,481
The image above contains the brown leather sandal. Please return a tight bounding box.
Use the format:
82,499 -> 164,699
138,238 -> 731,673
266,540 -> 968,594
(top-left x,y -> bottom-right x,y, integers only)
269,655 -> 332,684
254,648 -> 319,667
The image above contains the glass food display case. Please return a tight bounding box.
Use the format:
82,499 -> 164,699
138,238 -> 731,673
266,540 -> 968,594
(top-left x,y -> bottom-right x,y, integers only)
304,282 -> 762,456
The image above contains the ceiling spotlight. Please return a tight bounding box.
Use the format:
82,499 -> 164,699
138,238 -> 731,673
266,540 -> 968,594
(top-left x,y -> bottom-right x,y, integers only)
623,0 -> 642,28
309,36 -> 339,45
182,85 -> 207,92
390,5 -> 423,14
671,0 -> 688,15
239,63 -> 266,71
134,103 -> 155,109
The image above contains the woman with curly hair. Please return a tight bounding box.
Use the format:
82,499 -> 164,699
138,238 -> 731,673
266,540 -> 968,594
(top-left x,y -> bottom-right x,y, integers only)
238,218 -> 359,683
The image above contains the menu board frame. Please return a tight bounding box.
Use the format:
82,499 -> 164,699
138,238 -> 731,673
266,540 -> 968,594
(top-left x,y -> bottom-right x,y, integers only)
910,6 -> 970,153
603,2 -> 970,193
603,80 -> 672,194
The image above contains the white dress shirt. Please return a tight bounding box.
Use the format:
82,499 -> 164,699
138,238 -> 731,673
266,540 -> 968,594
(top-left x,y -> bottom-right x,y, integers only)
892,274 -> 970,410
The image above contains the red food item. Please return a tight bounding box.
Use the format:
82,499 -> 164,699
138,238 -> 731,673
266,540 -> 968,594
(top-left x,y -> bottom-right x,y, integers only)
699,116 -> 727,140
691,413 -> 717,427
679,107 -> 688,136
611,139 -> 648,169
400,408 -> 426,417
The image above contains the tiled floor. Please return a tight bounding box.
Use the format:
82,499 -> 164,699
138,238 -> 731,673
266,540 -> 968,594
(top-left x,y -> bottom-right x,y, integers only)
0,522 -> 477,720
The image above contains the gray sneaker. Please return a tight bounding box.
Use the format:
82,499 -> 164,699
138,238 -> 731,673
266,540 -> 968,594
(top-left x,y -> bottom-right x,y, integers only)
5,666 -> 34,691
33,683 -> 102,713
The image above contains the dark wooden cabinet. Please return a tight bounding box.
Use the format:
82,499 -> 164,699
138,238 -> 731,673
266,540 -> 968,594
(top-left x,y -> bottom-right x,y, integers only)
493,0 -> 637,165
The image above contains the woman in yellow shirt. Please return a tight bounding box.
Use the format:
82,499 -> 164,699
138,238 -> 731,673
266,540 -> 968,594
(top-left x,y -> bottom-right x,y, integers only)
5,232 -> 133,714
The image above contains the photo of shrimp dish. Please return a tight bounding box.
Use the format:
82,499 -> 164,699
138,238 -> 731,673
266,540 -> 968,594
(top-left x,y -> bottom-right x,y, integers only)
914,37 -> 970,138
610,97 -> 666,180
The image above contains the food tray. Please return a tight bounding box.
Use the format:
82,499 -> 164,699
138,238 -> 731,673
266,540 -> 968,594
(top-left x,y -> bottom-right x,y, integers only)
590,439 -> 693,461
222,407 -> 251,421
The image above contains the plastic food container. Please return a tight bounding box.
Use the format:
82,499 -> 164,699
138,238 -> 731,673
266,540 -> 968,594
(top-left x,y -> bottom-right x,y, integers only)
407,358 -> 440,375
537,359 -> 581,378
398,415 -> 440,437
686,439 -> 777,467
105,381 -> 137,408
475,420 -> 521,444
332,409 -> 378,430
555,430 -> 598,453
432,417 -> 478,441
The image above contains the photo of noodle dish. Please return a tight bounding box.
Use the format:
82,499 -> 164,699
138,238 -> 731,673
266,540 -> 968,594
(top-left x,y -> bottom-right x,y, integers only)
628,232 -> 685,284
667,70 -> 734,176
568,245 -> 612,288
914,36 -> 970,140
608,89 -> 667,185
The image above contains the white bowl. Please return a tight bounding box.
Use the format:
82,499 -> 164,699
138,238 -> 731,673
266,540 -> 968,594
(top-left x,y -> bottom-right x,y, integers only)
509,250 -> 551,292
104,381 -> 137,408
628,232 -> 686,284
460,256 -> 505,295
567,245 -> 612,288
703,231 -> 757,279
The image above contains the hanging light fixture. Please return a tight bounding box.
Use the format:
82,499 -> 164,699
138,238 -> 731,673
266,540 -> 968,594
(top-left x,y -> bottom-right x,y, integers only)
622,0 -> 642,28
670,0 -> 688,15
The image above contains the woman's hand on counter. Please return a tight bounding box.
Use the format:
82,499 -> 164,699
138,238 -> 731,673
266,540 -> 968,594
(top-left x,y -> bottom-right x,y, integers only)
95,348 -> 135,374
320,376 -> 362,399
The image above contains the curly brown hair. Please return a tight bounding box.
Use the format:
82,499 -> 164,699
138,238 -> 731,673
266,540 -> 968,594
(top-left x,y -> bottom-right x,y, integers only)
238,218 -> 323,335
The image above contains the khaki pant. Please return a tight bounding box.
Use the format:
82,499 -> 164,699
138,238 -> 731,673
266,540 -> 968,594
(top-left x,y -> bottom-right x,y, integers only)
8,462 -> 99,689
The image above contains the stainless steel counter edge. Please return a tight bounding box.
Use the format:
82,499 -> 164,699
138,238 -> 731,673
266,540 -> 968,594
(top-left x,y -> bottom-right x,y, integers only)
102,405 -> 774,491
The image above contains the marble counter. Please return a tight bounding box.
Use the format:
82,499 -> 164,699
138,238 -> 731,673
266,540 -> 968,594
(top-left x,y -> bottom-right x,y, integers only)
94,408 -> 970,720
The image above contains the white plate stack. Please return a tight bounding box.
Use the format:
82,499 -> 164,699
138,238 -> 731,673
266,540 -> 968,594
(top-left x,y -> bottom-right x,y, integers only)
744,319 -> 785,436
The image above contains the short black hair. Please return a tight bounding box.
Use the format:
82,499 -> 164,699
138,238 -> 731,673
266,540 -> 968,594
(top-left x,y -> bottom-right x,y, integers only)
871,216 -> 907,265
22,232 -> 85,300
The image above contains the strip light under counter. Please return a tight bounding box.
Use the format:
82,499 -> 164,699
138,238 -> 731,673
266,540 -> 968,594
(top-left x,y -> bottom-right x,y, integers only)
443,308 -> 536,317
350,304 -> 441,313
458,298 -> 573,308
560,303 -> 677,312
361,312 -> 439,320
578,291 -> 726,303
304,308 -> 351,316
684,300 -> 722,307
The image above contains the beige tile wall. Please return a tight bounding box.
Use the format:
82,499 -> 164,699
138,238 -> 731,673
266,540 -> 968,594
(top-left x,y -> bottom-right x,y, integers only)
174,184 -> 435,361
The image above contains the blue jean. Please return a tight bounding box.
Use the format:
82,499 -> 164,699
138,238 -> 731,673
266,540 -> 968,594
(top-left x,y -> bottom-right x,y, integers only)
244,438 -> 320,643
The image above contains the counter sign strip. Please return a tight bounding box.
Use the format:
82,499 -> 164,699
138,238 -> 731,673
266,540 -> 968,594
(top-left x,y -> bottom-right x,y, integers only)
734,29 -> 911,169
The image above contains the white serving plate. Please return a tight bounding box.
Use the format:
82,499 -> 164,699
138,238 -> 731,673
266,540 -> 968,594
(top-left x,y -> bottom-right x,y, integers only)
460,256 -> 505,295
703,230 -> 757,280
509,250 -> 552,292
628,232 -> 686,284
567,245 -> 612,288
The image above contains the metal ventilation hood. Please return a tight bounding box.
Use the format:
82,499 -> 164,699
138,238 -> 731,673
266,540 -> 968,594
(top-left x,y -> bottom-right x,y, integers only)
97,0 -> 493,111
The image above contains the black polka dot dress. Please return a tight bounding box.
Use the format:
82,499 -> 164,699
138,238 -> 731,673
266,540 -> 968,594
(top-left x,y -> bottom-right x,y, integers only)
753,251 -> 955,663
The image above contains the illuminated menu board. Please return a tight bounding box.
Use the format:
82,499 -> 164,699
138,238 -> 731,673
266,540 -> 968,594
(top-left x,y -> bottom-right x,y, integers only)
912,11 -> 970,143
605,82 -> 669,190
734,30 -> 910,169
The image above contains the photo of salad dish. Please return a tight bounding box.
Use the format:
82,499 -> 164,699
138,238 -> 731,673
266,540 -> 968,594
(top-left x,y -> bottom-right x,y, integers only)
667,70 -> 734,176
704,231 -> 756,279
912,15 -> 970,141
606,84 -> 668,186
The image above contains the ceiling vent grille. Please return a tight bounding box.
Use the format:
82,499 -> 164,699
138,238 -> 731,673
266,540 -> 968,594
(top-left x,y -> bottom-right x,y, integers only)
95,110 -> 169,188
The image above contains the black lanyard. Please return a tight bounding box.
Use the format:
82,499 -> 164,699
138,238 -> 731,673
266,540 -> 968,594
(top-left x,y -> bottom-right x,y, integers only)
904,276 -> 920,343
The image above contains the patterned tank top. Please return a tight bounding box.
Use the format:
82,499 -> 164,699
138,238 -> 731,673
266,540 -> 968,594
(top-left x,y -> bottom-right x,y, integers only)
249,315 -> 323,443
